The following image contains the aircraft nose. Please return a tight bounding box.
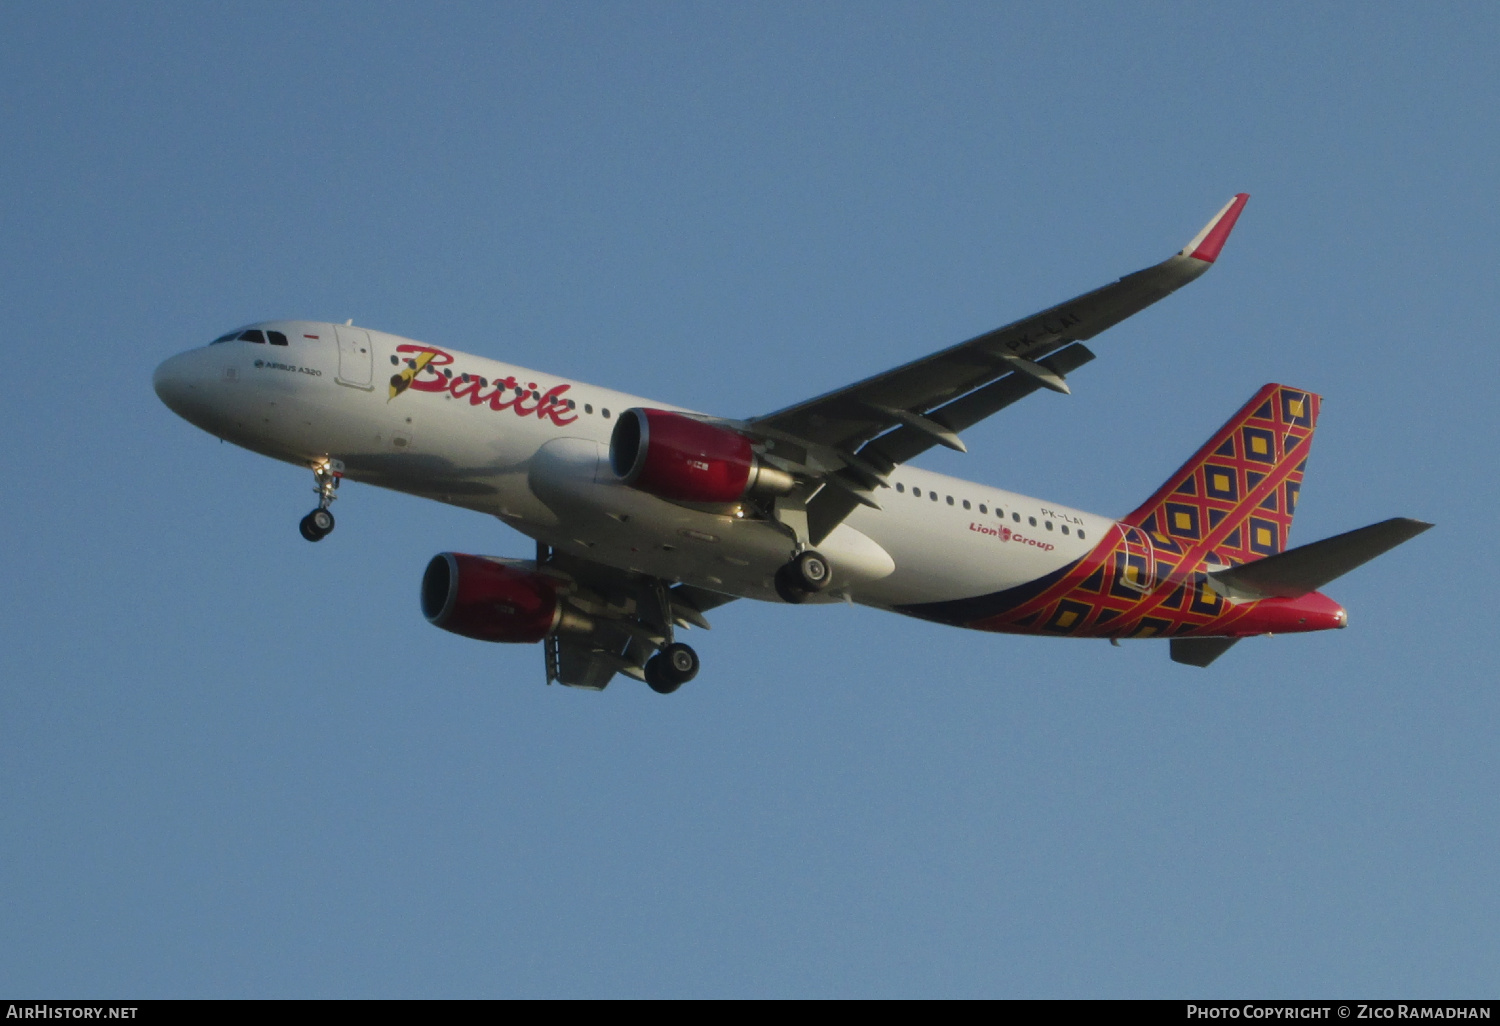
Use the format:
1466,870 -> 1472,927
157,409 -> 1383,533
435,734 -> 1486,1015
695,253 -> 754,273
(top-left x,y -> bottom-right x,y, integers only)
153,351 -> 201,416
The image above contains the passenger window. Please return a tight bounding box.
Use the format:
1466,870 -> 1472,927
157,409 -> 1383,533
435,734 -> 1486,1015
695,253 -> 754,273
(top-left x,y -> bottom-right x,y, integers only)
603,409 -> 611,418
1061,525 -> 1070,535
1078,530 -> 1086,540
946,496 -> 954,505
567,399 -> 576,409
912,487 -> 921,498
238,330 -> 266,343
585,404 -> 594,414
267,330 -> 288,346
978,504 -> 987,514
1044,520 -> 1053,530
1029,516 -> 1037,527
1012,512 -> 1021,523
895,483 -> 905,493
962,499 -> 971,510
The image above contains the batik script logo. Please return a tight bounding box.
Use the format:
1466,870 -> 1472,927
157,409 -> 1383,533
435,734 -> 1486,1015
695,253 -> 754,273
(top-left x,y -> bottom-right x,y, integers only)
389,345 -> 578,427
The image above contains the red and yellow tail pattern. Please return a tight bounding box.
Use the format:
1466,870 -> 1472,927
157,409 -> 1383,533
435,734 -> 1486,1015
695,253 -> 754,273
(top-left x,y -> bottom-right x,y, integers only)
903,384 -> 1323,640
1124,383 -> 1319,568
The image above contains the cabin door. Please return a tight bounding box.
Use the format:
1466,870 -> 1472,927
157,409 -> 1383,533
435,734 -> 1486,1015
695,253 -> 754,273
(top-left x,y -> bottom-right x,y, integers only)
334,325 -> 373,389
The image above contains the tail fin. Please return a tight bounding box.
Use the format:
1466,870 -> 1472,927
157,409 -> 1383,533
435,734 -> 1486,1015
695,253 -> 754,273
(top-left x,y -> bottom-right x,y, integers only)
1126,384 -> 1319,568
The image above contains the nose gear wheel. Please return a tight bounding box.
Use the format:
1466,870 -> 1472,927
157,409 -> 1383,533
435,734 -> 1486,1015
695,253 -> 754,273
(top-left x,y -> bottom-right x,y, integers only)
299,460 -> 344,542
299,509 -> 335,542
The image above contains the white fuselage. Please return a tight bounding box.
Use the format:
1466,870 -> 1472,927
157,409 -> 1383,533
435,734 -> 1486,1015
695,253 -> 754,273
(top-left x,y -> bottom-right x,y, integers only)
154,321 -> 1115,611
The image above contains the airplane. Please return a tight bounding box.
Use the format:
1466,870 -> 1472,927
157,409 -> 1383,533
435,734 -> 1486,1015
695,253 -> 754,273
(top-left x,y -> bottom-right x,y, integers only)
153,194 -> 1431,691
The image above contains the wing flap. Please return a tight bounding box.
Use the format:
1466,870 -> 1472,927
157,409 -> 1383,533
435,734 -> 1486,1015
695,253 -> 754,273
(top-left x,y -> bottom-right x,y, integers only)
670,582 -> 737,628
553,634 -> 630,690
806,344 -> 1096,542
535,549 -> 737,689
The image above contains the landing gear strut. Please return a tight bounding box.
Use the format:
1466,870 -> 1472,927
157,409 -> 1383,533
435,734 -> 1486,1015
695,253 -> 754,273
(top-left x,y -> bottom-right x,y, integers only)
299,460 -> 343,542
645,642 -> 699,694
774,550 -> 832,604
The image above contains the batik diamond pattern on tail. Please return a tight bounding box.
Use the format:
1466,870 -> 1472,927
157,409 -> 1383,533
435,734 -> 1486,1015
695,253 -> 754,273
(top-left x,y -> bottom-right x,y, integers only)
924,384 -> 1322,640
1125,383 -> 1318,568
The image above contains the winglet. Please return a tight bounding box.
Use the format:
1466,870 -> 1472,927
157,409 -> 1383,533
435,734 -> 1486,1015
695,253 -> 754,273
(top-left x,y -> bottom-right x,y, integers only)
1180,193 -> 1250,264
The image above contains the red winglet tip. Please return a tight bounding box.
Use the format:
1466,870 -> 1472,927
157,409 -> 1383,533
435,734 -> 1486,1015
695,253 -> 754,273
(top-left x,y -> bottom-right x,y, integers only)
1187,192 -> 1250,264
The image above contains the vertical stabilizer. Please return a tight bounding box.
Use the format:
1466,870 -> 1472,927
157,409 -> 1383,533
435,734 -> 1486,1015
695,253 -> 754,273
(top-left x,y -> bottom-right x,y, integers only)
1125,384 -> 1320,568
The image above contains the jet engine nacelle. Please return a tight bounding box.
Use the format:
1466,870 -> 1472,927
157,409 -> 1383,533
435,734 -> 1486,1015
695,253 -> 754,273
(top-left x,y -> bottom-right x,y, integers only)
610,408 -> 796,505
421,553 -> 590,643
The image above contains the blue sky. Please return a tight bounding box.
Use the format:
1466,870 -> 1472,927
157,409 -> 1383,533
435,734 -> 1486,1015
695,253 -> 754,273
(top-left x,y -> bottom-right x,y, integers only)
2,2 -> 1497,997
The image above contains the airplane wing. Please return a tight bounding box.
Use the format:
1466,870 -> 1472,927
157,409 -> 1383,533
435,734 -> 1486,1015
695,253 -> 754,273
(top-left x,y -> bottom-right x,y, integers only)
538,545 -> 735,689
743,194 -> 1250,543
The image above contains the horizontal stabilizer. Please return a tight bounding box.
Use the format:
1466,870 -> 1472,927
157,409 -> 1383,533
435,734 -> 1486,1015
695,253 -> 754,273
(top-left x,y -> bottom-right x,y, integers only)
1171,637 -> 1240,667
1208,518 -> 1433,599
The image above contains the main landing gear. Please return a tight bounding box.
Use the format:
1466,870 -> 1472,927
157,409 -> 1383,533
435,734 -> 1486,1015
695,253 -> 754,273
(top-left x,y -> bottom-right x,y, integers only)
299,460 -> 343,542
774,550 -> 832,604
644,642 -> 699,695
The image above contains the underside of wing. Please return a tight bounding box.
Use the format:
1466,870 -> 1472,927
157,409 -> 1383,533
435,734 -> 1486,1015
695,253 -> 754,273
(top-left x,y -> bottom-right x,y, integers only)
540,546 -> 736,690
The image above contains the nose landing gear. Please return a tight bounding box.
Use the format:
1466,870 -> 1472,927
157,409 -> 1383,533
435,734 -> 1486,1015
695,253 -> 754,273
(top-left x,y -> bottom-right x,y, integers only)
774,550 -> 832,604
299,508 -> 335,542
299,460 -> 343,542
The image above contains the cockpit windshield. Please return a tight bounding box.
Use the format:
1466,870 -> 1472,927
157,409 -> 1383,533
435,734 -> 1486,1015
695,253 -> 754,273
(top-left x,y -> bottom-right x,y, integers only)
211,328 -> 289,346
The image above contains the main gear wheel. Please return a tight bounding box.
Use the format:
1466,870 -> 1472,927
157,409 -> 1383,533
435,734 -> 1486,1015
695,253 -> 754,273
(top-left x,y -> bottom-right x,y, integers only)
645,642 -> 699,694
775,550 -> 832,603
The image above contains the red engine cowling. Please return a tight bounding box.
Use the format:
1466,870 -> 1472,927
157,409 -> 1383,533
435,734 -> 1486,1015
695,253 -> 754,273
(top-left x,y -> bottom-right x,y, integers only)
610,408 -> 795,504
421,553 -> 584,644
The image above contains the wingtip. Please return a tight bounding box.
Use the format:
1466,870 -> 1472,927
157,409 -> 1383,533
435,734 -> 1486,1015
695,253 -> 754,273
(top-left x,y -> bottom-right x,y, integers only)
1182,192 -> 1250,264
